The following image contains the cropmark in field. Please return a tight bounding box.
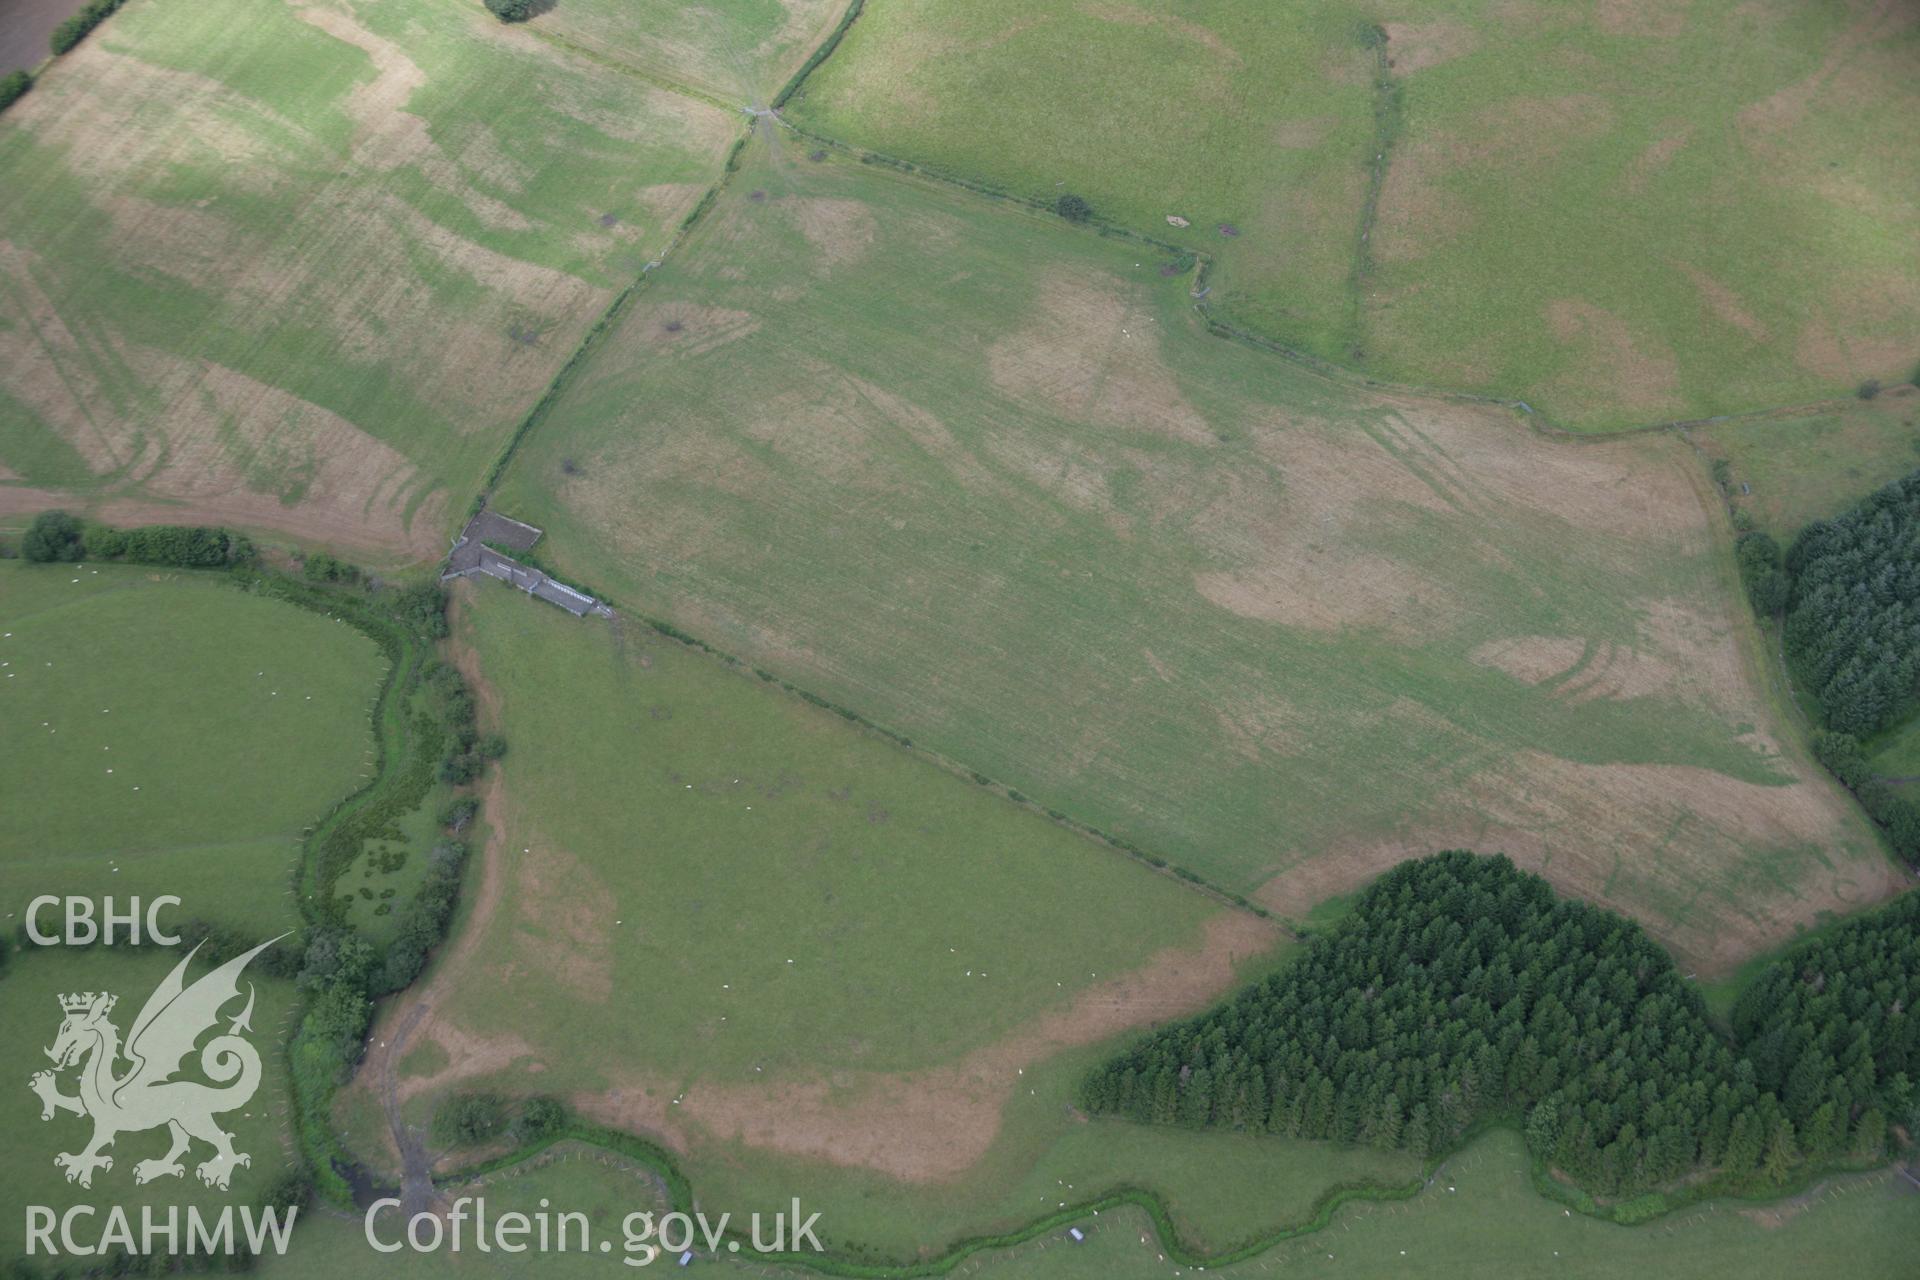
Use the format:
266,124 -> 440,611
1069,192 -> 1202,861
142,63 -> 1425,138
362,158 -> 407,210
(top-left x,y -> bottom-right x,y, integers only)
0,0 -> 738,558
787,0 -> 1920,428
523,0 -> 849,107
491,133 -> 1897,977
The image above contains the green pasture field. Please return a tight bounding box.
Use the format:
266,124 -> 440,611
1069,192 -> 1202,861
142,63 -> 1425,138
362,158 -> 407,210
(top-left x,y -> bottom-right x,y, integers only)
344,589 -> 1403,1256
523,0 -> 848,107
258,1127 -> 1918,1278
1867,715 -> 1920,781
0,946 -> 300,1259
0,0 -> 737,558
0,559 -> 382,937
1694,386 -> 1920,542
917,1130 -> 1920,1280
787,0 -> 1920,429
279,1117 -> 1410,1273
434,588 -> 1230,1083
263,1147 -> 676,1278
490,132 -> 1888,974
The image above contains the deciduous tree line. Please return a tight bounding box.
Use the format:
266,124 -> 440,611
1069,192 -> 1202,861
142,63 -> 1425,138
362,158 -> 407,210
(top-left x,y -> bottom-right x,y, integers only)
20,509 -> 251,567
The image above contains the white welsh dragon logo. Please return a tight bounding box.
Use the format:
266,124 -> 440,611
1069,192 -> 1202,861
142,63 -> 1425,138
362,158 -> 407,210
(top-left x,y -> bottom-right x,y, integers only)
28,936 -> 284,1190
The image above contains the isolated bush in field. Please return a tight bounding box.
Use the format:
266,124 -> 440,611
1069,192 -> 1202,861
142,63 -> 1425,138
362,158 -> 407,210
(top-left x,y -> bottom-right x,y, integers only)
443,691 -> 476,729
439,750 -> 482,785
0,71 -> 29,114
1734,530 -> 1789,616
426,661 -> 476,723
257,1171 -> 313,1215
396,584 -> 450,639
482,0 -> 533,21
116,524 -> 234,566
1709,458 -> 1734,495
429,840 -> 468,874
22,510 -> 84,562
296,928 -> 377,994
439,796 -> 479,832
294,982 -> 373,1087
434,1093 -> 507,1146
376,839 -> 470,993
513,1097 -> 567,1142
1053,193 -> 1092,223
1857,378 -> 1882,400
291,929 -> 379,1092
1747,566 -> 1789,616
304,551 -> 360,584
49,0 -> 124,55
377,913 -> 433,989
85,525 -> 128,558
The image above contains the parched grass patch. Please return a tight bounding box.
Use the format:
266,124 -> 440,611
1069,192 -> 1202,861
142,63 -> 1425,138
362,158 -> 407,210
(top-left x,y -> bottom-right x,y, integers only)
1356,0 -> 1920,427
523,0 -> 849,106
492,136 -> 1891,975
0,0 -> 737,557
0,559 -> 383,936
786,0 -> 1920,428
785,0 -> 1377,363
655,1033 -> 1420,1259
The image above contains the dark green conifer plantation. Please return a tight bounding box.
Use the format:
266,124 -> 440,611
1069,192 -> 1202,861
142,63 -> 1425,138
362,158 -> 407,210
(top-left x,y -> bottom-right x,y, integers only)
1784,470 -> 1920,738
1082,853 -> 1918,1198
